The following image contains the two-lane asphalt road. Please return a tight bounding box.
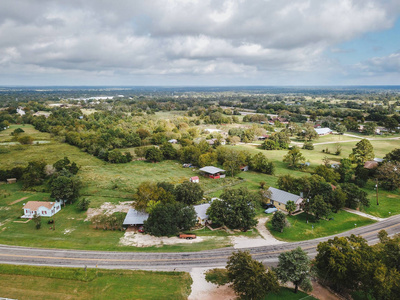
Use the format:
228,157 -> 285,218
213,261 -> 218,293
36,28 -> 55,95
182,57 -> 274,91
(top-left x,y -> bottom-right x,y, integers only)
1,215 -> 399,271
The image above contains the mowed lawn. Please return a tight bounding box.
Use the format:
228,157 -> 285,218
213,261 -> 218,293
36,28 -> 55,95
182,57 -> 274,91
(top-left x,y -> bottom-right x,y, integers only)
0,264 -> 192,300
0,183 -> 234,252
266,288 -> 317,300
266,210 -> 375,242
0,125 -> 240,206
361,181 -> 400,218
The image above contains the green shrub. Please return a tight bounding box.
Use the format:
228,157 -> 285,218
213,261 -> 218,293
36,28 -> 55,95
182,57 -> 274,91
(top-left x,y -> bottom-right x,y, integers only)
205,268 -> 230,286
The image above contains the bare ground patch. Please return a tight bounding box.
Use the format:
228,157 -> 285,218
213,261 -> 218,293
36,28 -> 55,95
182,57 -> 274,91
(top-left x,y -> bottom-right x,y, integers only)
9,196 -> 29,205
119,232 -> 225,247
189,268 -> 236,300
231,217 -> 285,249
85,201 -> 133,221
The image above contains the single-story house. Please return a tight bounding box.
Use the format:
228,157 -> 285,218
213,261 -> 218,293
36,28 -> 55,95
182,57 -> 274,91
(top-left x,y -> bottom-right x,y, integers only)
364,158 -> 384,169
199,166 -> 226,179
168,139 -> 178,144
22,201 -> 61,218
315,127 -> 332,136
364,161 -> 378,169
17,108 -> 25,116
206,138 -> 226,146
123,208 -> 149,227
190,176 -> 200,183
6,178 -> 17,184
240,165 -> 249,172
193,203 -> 211,225
267,187 -> 303,212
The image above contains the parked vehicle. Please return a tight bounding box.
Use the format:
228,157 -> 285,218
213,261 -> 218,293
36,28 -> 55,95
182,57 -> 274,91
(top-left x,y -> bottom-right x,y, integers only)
138,226 -> 144,233
264,207 -> 278,214
262,203 -> 276,209
179,234 -> 196,240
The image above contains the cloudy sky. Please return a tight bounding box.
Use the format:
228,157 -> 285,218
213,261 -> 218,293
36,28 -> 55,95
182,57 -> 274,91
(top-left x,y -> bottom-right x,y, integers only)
0,0 -> 399,86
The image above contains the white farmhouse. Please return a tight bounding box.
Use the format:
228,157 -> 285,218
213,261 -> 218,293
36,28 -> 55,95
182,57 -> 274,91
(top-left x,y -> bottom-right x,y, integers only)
22,201 -> 61,218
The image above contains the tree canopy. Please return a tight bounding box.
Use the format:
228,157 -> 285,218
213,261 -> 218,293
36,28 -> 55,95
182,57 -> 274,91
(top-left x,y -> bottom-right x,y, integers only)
283,147 -> 305,169
276,247 -> 312,293
144,202 -> 196,236
226,251 -> 279,300
174,181 -> 204,205
351,139 -> 374,164
207,187 -> 257,231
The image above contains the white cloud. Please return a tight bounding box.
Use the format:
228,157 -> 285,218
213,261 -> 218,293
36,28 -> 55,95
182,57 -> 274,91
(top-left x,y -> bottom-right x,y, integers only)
357,51 -> 400,73
0,0 -> 398,84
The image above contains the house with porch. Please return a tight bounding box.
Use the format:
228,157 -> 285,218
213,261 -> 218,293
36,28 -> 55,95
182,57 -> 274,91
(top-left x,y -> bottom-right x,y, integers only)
22,201 -> 61,218
267,187 -> 303,212
193,203 -> 211,225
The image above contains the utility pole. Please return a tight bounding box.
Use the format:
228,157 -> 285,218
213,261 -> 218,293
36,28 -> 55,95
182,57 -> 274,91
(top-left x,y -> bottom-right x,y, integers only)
375,178 -> 379,206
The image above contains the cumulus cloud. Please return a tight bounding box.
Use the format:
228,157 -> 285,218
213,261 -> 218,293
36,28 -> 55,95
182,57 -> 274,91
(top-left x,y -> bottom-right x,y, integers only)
0,0 -> 399,84
357,51 -> 400,73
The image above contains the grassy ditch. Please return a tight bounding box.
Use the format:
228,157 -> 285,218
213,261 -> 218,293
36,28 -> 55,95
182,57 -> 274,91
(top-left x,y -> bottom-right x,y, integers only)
0,264 -> 192,300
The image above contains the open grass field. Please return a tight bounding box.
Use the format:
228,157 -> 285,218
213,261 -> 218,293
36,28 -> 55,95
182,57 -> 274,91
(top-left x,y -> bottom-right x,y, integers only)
266,287 -> 317,300
266,210 -> 376,242
361,181 -> 400,218
0,124 -> 52,142
0,264 -> 192,300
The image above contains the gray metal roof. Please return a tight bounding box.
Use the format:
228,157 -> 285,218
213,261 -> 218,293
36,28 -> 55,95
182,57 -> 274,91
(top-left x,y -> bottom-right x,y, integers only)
199,166 -> 225,174
315,127 -> 332,135
123,208 -> 149,226
194,203 -> 210,220
268,187 -> 303,205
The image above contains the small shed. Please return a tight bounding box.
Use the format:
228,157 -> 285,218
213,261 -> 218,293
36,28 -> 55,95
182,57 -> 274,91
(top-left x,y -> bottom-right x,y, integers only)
199,166 -> 226,179
190,176 -> 200,183
240,165 -> 249,172
194,203 -> 211,225
7,178 -> 17,184
123,209 -> 149,227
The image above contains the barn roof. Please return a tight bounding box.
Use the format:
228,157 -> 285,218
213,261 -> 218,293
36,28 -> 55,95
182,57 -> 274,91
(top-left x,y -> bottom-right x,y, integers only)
123,209 -> 149,226
199,166 -> 225,174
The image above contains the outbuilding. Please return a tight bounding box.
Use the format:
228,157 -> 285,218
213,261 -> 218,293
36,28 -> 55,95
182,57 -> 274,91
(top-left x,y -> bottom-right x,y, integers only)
6,178 -> 17,184
314,128 -> 332,136
190,176 -> 200,183
22,201 -> 61,218
123,208 -> 149,227
240,165 -> 249,172
199,166 -> 226,179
